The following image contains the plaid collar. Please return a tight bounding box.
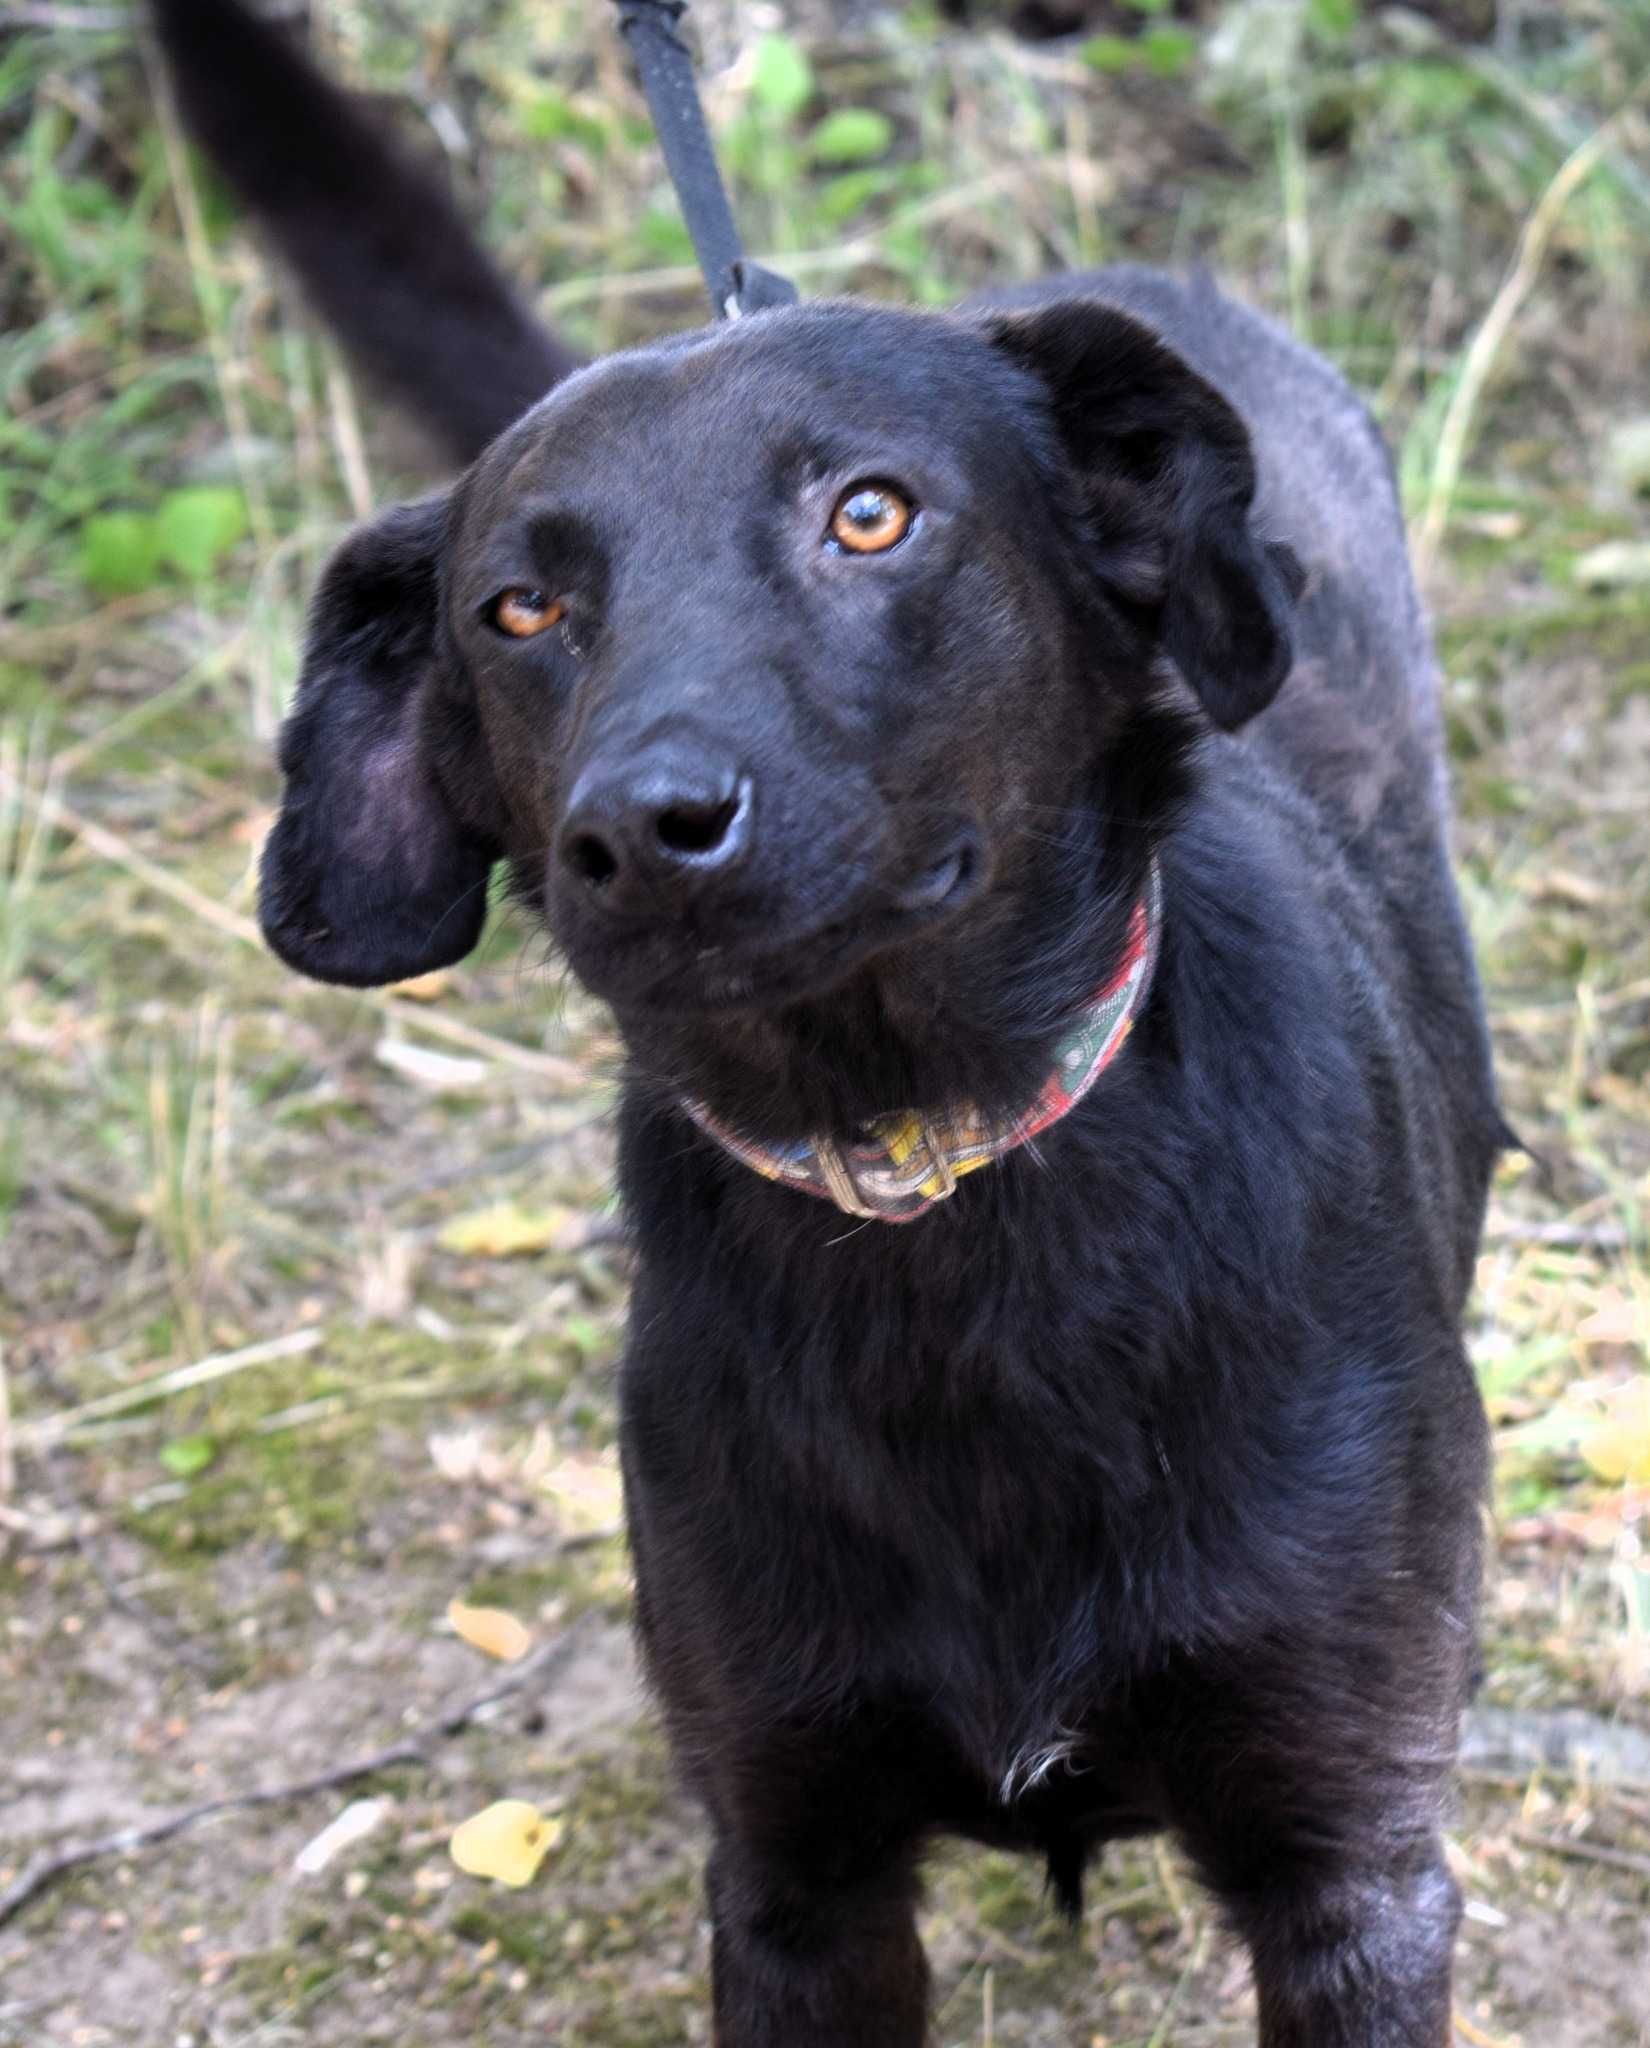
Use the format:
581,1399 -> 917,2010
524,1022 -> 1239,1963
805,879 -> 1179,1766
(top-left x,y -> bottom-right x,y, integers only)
682,862 -> 1163,1224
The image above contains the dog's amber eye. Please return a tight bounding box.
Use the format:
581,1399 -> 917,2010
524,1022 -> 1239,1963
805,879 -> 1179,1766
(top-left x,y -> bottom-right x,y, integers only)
829,484 -> 912,555
492,588 -> 566,638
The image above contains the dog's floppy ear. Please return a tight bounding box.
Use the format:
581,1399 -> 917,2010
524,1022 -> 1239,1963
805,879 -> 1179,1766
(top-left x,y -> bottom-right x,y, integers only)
259,493 -> 500,987
984,298 -> 1303,730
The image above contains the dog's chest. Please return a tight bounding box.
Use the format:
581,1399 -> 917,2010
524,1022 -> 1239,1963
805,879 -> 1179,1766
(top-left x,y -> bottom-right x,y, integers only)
624,1272 -> 1203,1798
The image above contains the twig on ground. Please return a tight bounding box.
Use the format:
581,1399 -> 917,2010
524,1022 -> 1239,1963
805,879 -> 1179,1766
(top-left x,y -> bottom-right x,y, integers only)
379,1000 -> 590,1087
1511,1829 -> 1650,1880
20,1328 -> 325,1450
1483,1216 -> 1632,1251
0,1616 -> 593,1932
1461,1706 -> 1650,1790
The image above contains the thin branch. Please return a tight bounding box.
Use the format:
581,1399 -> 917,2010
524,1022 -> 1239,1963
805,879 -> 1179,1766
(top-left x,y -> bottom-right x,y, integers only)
20,1328 -> 325,1449
1484,1217 -> 1633,1251
1512,1829 -> 1650,1880
0,1619 -> 593,1931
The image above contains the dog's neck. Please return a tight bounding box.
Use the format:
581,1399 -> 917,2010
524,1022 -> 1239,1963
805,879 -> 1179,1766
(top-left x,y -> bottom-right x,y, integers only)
677,864 -> 1162,1221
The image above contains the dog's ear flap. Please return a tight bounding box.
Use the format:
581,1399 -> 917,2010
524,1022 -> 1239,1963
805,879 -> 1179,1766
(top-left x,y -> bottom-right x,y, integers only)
259,493 -> 500,987
983,299 -> 1303,730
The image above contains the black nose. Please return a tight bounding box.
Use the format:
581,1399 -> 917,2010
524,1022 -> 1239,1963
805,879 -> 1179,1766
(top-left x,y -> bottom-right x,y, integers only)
559,748 -> 753,912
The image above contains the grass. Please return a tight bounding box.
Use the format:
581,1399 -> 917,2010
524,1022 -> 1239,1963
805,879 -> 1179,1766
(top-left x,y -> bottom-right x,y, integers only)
1,1 -> 1648,2043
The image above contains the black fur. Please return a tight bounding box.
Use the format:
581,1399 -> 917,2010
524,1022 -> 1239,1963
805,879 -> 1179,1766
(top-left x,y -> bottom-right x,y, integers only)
148,0 -> 579,461
154,12 -> 1504,2042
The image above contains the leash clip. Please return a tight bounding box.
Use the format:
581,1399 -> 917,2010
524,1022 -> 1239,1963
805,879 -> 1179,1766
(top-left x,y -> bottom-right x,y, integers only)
725,258 -> 800,321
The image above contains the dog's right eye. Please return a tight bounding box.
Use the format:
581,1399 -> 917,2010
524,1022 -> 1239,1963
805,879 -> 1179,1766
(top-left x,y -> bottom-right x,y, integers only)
489,588 -> 567,638
828,484 -> 913,556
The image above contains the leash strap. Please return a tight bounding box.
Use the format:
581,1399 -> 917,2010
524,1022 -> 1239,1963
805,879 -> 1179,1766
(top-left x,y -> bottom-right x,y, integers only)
612,0 -> 798,320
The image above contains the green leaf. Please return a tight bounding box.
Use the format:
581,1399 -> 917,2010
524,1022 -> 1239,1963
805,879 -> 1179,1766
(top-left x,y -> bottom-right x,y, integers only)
160,1433 -> 217,1478
817,168 -> 898,225
808,108 -> 894,166
1308,0 -> 1359,34
1382,59 -> 1479,125
1140,25 -> 1198,75
633,205 -> 694,265
1121,0 -> 1173,13
1081,33 -> 1141,73
750,34 -> 813,121
519,91 -> 609,153
154,486 -> 248,581
79,511 -> 162,596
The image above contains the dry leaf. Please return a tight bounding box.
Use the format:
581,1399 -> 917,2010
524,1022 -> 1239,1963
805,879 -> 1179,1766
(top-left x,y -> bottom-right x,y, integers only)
447,1598 -> 533,1662
1574,539 -> 1650,589
429,1431 -> 490,1488
540,1450 -> 624,1538
1589,1073 -> 1650,1120
391,969 -> 455,1001
449,1800 -> 563,1887
439,1201 -> 582,1259
375,1038 -> 488,1090
1576,1297 -> 1645,1347
1459,510 -> 1525,541
1526,868 -> 1614,909
294,1798 -> 388,1876
1578,1381 -> 1650,1485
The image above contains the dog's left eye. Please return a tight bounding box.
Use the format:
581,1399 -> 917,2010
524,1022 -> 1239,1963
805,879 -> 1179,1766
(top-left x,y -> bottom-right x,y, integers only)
489,588 -> 567,638
828,484 -> 913,555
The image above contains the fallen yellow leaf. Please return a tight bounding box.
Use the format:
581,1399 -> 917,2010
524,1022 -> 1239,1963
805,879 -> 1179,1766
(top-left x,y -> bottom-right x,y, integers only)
540,1451 -> 625,1538
447,1599 -> 533,1663
1578,1381 -> 1650,1485
1576,1295 -> 1644,1347
438,1201 -> 582,1259
450,1800 -> 562,1888
390,969 -> 454,1001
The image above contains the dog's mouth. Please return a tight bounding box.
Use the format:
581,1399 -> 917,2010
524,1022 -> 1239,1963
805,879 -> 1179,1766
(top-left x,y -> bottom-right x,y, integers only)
565,832 -> 984,1016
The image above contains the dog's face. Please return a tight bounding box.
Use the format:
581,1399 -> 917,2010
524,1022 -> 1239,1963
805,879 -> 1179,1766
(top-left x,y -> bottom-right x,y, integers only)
260,299 -> 1298,1053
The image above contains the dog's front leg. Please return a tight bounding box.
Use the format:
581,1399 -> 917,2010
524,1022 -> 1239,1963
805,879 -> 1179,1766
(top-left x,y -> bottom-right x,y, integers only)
1238,1855 -> 1460,2047
707,1836 -> 930,2047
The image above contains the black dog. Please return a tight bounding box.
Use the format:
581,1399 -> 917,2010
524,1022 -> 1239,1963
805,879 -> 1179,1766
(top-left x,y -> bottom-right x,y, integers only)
154,4 -> 1505,2040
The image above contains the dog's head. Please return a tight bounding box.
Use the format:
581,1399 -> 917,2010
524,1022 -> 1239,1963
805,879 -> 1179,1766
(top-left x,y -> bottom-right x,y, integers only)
260,298 -> 1298,1113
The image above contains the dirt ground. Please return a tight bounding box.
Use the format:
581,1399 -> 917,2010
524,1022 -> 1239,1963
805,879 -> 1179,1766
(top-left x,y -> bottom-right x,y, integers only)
3,3 -> 1649,2044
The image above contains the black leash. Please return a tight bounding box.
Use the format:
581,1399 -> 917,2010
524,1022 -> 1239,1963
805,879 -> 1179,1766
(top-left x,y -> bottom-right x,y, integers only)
612,0 -> 798,320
